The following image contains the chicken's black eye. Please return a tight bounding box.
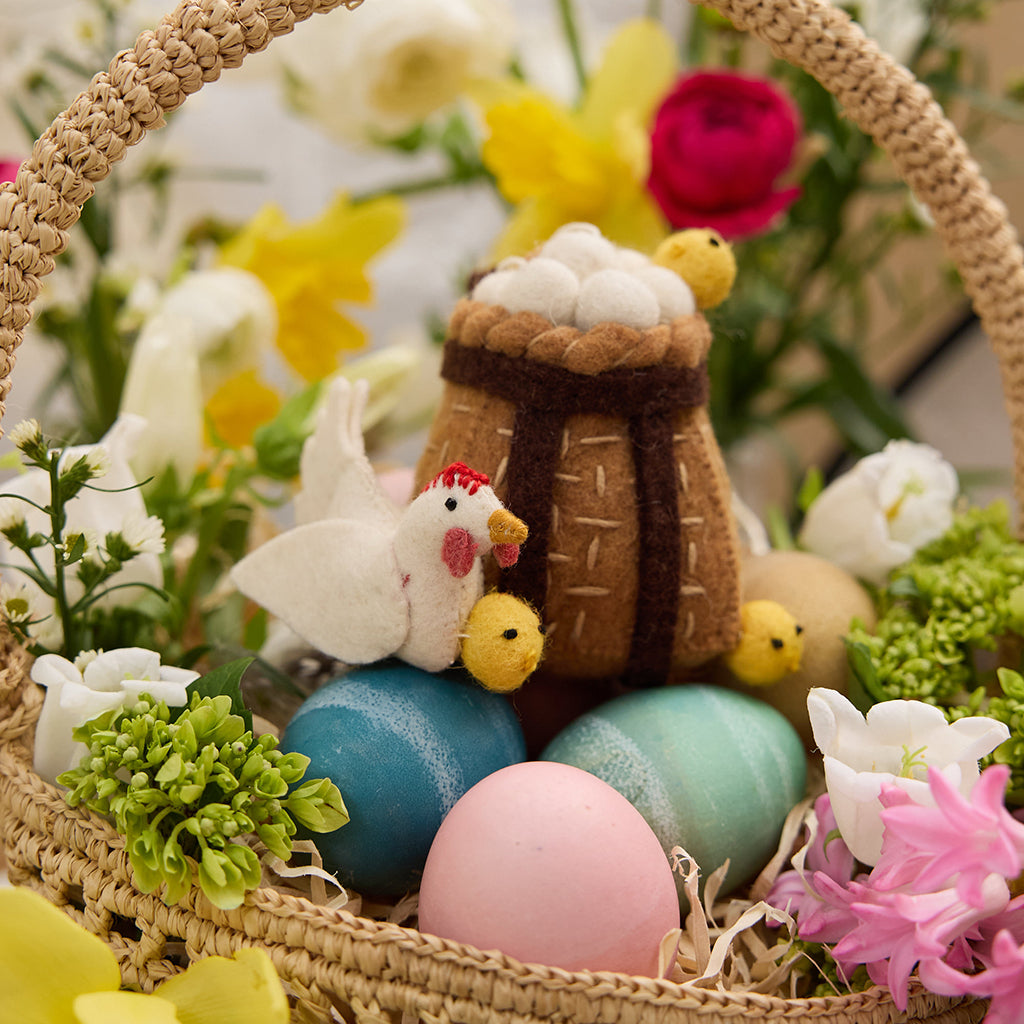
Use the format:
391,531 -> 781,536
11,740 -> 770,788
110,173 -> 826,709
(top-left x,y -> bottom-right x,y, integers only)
445,497 -> 458,511
709,236 -> 720,247
503,628 -> 518,639
771,637 -> 784,650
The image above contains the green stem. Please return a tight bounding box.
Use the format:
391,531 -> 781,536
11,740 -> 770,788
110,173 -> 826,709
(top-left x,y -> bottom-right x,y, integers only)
556,0 -> 588,97
350,167 -> 492,206
47,452 -> 77,657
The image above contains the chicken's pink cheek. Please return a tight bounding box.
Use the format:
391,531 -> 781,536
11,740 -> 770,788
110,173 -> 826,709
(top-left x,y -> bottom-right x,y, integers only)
442,528 -> 479,577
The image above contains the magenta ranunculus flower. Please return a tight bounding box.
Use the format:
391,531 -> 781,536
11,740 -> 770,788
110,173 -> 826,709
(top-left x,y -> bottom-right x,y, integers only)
647,71 -> 802,239
0,158 -> 21,184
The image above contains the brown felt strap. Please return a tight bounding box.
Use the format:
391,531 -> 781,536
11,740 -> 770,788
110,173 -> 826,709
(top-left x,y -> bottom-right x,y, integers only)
441,338 -> 709,685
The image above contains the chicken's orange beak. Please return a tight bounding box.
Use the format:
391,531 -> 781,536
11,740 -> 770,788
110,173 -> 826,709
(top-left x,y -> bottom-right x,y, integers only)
488,509 -> 528,546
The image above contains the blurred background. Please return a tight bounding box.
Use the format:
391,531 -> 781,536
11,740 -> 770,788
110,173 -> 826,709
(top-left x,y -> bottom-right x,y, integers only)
1,0 -> 1022,512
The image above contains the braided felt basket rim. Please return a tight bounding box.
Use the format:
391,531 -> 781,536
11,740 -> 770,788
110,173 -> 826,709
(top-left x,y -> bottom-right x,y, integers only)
0,0 -> 1016,1020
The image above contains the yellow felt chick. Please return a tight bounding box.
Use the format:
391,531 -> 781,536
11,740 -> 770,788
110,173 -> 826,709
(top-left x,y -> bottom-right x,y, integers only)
461,592 -> 545,693
723,600 -> 804,686
653,229 -> 737,309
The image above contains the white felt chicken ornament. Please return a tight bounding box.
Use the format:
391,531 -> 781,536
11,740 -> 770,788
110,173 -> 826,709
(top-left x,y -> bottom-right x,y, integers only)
231,378 -> 528,673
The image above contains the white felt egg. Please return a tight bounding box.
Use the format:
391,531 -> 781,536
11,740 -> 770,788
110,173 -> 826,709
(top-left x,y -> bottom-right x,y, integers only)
539,223 -> 619,279
471,270 -> 512,307
616,247 -> 653,273
635,265 -> 697,322
575,269 -> 660,331
497,256 -> 580,324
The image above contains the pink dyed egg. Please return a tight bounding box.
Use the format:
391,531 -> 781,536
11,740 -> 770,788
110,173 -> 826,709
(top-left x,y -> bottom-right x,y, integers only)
418,761 -> 679,976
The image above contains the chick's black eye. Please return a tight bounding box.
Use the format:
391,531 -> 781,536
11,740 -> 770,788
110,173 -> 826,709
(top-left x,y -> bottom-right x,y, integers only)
771,637 -> 784,650
445,497 -> 458,511
503,628 -> 518,639
709,236 -> 720,247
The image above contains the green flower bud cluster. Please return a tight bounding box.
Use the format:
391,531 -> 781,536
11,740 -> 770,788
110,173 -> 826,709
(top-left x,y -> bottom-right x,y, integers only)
978,668 -> 1024,805
58,692 -> 349,910
847,502 -> 1024,805
848,502 -> 1024,707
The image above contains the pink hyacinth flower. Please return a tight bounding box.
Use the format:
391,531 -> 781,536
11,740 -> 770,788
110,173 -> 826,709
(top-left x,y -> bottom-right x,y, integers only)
829,873 -> 1009,1010
874,765 -> 1024,907
919,929 -> 1024,1024
768,794 -> 859,942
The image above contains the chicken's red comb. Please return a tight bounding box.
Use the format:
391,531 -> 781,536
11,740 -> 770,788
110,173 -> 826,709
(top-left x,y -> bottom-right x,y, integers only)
425,462 -> 490,496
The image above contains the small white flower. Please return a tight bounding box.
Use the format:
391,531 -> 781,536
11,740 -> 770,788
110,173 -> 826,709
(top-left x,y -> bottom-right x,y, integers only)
0,416 -> 162,648
7,418 -> 41,452
798,440 -> 958,584
0,579 -> 39,624
0,496 -> 26,533
31,647 -> 199,785
119,511 -> 166,556
807,687 -> 1009,865
83,445 -> 111,479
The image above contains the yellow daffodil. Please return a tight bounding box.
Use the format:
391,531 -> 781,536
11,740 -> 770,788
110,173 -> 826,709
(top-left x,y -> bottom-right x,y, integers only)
205,369 -> 284,449
0,887 -> 289,1024
220,192 -> 405,382
476,19 -> 678,258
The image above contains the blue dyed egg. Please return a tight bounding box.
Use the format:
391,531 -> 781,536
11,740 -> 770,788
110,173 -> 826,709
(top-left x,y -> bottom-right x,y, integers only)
541,685 -> 806,901
281,662 -> 526,894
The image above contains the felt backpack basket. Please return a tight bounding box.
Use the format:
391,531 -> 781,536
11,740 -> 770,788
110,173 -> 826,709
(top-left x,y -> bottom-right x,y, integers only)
0,0 -> 1020,1021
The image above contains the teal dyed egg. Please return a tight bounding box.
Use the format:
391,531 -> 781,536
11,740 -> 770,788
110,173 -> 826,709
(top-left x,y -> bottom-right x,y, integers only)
281,662 -> 526,894
541,685 -> 806,902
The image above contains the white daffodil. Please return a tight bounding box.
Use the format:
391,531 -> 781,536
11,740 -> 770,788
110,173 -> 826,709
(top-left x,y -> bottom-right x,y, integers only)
275,0 -> 515,141
120,267 -> 276,483
807,687 -> 1010,865
31,647 -> 198,785
0,415 -> 163,649
798,440 -> 958,584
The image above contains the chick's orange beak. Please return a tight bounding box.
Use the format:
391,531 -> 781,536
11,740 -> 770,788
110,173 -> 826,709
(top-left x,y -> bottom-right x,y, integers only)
488,508 -> 528,546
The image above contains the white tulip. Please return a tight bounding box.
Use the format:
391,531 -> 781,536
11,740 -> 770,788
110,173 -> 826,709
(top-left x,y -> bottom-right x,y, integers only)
31,647 -> 198,785
0,416 -> 162,648
807,687 -> 1009,865
798,440 -> 958,584
120,314 -> 203,484
119,267 -> 276,482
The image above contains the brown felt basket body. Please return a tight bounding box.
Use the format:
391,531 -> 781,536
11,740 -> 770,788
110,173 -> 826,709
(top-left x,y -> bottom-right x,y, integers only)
1,0 -> 1021,1021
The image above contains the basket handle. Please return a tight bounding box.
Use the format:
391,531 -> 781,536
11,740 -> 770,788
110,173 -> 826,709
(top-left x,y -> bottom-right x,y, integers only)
1,0 -> 1023,502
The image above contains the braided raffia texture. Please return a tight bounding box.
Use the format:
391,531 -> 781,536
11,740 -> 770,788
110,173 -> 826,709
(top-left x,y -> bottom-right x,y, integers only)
0,0 -> 1014,1020
0,727 -> 988,1024
696,0 -> 1024,514
0,0 -> 360,426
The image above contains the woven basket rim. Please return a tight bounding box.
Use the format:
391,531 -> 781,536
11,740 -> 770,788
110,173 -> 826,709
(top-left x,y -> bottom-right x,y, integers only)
0,0 -> 1016,1020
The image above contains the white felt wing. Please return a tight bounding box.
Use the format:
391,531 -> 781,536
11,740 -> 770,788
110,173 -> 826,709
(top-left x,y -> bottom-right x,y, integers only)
294,377 -> 400,527
230,520 -> 409,664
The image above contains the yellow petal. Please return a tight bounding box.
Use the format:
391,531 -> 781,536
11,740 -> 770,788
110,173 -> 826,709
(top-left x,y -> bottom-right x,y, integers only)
74,991 -> 181,1024
276,298 -> 367,381
482,95 -> 609,212
576,19 -> 678,142
205,370 -> 283,448
489,196 -> 573,260
156,949 -> 288,1024
0,888 -> 121,1022
596,189 -> 671,254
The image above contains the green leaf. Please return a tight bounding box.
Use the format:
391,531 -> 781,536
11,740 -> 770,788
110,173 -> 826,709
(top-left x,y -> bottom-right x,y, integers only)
797,466 -> 824,513
185,658 -> 254,733
845,638 -> 889,705
998,667 -> 1024,702
252,380 -> 326,480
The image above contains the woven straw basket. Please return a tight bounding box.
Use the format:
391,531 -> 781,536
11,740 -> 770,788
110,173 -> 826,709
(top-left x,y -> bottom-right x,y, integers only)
1,0 -> 1021,1021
